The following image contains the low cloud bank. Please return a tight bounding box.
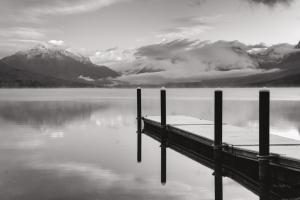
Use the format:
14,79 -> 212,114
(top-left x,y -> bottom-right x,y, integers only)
92,39 -> 300,85
111,40 -> 262,85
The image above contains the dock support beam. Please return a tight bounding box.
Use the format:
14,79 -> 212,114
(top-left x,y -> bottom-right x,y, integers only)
259,90 -> 270,200
137,88 -> 142,163
161,88 -> 167,184
214,90 -> 223,200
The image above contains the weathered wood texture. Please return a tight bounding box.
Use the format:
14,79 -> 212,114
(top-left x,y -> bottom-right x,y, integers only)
142,115 -> 300,200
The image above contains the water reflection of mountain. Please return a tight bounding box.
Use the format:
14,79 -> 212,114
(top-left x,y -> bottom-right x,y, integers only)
222,100 -> 300,131
272,101 -> 300,123
1,98 -> 300,133
0,101 -> 108,128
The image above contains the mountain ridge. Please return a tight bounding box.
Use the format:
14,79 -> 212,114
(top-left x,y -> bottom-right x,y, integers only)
108,40 -> 300,87
0,44 -> 119,87
1,41 -> 300,87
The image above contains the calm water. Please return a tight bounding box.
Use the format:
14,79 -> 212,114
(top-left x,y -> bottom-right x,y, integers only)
1,88 -> 300,200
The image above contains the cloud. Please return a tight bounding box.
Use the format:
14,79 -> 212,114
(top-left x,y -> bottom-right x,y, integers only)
97,40 -> 197,74
28,0 -> 129,16
135,39 -> 257,71
135,39 -> 196,60
172,16 -> 211,26
0,27 -> 47,57
157,26 -> 211,41
0,0 -> 131,23
0,27 -> 64,57
116,68 -> 265,85
157,15 -> 225,41
188,0 -> 207,6
0,27 -> 46,39
247,0 -> 294,6
90,47 -> 135,66
48,40 -> 65,46
111,40 -> 268,85
26,162 -> 208,200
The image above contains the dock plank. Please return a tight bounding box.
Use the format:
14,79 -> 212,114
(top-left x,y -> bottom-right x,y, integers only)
144,115 -> 300,159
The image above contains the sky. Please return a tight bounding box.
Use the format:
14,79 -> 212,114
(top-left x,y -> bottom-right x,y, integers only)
0,0 -> 300,59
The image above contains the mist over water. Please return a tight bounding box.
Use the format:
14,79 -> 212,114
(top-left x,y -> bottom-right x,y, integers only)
1,88 -> 300,200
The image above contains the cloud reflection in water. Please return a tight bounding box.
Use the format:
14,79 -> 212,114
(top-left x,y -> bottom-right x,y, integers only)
1,161 -> 209,200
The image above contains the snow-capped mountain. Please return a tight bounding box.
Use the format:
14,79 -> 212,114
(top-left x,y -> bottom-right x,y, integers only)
250,43 -> 300,65
109,40 -> 300,86
15,44 -> 91,64
0,44 -> 119,87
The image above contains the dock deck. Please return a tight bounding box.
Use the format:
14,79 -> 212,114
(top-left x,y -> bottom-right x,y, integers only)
144,115 -> 300,158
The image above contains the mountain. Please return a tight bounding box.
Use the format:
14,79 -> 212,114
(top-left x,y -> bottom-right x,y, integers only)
109,59 -> 165,75
2,41 -> 300,87
167,44 -> 300,87
110,40 -> 300,87
0,44 -> 119,87
0,60 -> 92,87
296,41 -> 300,49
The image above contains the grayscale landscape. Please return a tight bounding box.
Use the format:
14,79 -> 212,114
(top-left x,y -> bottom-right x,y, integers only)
1,0 -> 300,200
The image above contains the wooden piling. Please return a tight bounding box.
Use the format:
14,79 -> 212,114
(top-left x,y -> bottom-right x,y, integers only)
259,90 -> 270,200
215,90 -> 223,145
214,90 -> 223,200
259,90 -> 270,156
161,87 -> 167,184
137,87 -> 142,163
161,88 -> 166,127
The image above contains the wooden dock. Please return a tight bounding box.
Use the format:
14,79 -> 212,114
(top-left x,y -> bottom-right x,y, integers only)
136,88 -> 300,200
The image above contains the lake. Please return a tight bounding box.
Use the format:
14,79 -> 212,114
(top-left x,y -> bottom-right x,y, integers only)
1,88 -> 300,200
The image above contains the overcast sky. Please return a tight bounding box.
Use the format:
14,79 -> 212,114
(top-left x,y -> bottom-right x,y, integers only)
0,0 -> 300,58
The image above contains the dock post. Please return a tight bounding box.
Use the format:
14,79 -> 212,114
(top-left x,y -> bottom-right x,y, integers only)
258,90 -> 270,200
161,87 -> 167,184
137,87 -> 142,163
214,90 -> 223,200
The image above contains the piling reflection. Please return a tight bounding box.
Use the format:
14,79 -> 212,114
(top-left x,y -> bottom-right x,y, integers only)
161,137 -> 167,184
137,133 -> 142,163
